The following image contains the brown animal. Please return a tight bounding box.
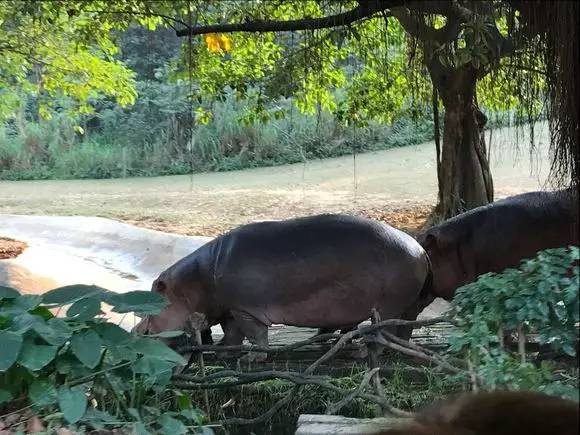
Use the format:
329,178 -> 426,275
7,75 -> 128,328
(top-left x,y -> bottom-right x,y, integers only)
417,189 -> 579,300
381,390 -> 579,435
133,214 -> 434,357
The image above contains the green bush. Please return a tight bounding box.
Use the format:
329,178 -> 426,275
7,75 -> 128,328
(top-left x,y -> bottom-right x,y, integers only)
0,285 -> 211,434
448,246 -> 579,400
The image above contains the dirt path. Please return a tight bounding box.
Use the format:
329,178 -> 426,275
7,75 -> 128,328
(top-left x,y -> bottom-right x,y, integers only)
0,123 -> 551,236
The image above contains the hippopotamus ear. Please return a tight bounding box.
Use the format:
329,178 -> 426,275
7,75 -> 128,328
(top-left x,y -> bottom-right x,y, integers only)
153,279 -> 167,294
418,229 -> 446,253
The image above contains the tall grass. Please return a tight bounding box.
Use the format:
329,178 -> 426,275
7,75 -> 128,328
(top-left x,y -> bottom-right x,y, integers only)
0,91 -> 511,181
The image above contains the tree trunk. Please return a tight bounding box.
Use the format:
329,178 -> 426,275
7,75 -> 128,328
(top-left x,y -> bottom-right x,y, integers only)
430,66 -> 494,219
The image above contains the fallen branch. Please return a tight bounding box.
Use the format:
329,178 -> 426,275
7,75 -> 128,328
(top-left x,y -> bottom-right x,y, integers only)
374,333 -> 463,375
325,368 -> 379,415
173,369 -> 329,389
172,316 -> 451,424
176,332 -> 341,355
212,385 -> 300,426
303,317 -> 452,377
176,317 -> 451,356
375,329 -> 465,372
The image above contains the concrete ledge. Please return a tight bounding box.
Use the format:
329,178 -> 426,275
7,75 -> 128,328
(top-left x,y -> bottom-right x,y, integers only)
295,414 -> 412,434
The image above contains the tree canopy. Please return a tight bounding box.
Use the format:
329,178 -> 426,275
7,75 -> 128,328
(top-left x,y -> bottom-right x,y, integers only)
1,1 -> 577,187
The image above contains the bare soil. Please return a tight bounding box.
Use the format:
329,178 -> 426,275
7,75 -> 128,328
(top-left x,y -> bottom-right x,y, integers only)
0,237 -> 26,259
0,123 -> 550,237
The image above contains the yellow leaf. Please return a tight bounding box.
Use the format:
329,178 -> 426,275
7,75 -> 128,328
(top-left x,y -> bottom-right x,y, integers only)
219,34 -> 232,52
204,34 -> 222,53
204,33 -> 232,54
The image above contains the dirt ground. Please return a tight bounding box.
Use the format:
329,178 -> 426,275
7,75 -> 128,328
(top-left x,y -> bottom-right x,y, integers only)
0,237 -> 27,259
0,123 -> 551,237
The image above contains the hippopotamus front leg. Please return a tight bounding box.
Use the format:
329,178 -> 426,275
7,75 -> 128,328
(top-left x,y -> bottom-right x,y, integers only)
217,311 -> 268,363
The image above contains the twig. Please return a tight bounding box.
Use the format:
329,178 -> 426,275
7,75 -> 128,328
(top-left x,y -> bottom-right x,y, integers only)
374,333 -> 463,375
368,309 -> 388,416
194,329 -> 210,419
518,325 -> 526,364
377,329 -> 465,370
176,332 -> 341,354
304,317 -> 450,377
325,368 -> 379,415
177,317 -> 452,355
213,385 -> 301,426
173,369 -> 329,389
177,370 -> 410,416
467,359 -> 479,392
174,316 -> 450,424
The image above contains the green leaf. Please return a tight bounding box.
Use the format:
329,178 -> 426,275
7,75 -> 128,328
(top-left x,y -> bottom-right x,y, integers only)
66,296 -> 103,321
29,305 -> 54,320
131,337 -> 185,364
562,343 -> 577,357
34,318 -> 72,346
94,322 -> 131,345
180,408 -> 204,425
0,389 -> 12,404
146,330 -> 184,339
29,379 -> 58,406
175,393 -> 193,411
42,284 -> 107,306
1,295 -> 42,315
134,422 -> 152,435
9,313 -> 45,333
0,330 -> 23,371
0,285 -> 20,299
104,291 -> 167,315
132,356 -> 176,378
71,329 -> 102,369
159,413 -> 187,435
83,408 -> 117,430
58,385 -> 87,424
18,342 -> 58,371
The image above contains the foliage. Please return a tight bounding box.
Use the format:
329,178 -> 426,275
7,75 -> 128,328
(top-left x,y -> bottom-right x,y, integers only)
0,284 -> 212,434
0,1 -> 137,119
0,87 -> 446,180
448,246 -> 579,400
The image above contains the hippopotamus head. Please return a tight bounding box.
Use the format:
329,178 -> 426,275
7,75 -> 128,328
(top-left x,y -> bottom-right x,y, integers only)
132,260 -> 213,340
416,227 -> 470,301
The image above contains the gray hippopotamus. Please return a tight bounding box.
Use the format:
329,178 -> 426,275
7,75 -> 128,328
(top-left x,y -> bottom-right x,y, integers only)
416,188 -> 578,301
134,214 -> 433,356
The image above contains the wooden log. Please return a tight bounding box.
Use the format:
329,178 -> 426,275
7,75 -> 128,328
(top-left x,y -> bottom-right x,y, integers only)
295,414 -> 412,434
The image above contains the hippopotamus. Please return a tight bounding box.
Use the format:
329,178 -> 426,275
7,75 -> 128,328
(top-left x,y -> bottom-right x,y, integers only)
378,390 -> 579,435
134,214 -> 433,357
416,188 -> 579,301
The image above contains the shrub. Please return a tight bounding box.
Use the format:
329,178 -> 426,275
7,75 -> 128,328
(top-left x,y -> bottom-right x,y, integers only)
0,285 -> 211,434
448,246 -> 579,400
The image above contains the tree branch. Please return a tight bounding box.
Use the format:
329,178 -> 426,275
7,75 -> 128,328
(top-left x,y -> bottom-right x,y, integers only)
174,1 -> 407,37
390,6 -> 461,44
325,368 -> 380,415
